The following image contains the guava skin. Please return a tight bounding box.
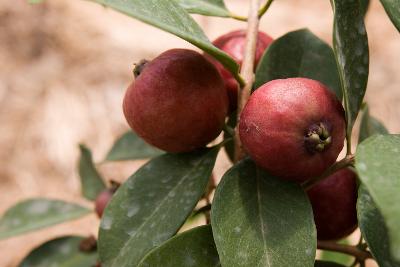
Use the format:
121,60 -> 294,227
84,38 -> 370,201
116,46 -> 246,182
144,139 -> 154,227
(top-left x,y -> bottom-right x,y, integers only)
308,168 -> 358,240
209,30 -> 273,112
239,78 -> 345,182
95,189 -> 113,218
123,49 -> 228,153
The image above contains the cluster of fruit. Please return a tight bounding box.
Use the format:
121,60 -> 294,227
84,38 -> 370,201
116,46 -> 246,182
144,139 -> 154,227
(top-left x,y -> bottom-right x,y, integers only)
102,30 -> 358,242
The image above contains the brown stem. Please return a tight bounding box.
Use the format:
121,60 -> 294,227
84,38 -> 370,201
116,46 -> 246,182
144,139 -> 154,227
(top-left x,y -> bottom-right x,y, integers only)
234,0 -> 263,162
317,240 -> 372,261
301,155 -> 355,191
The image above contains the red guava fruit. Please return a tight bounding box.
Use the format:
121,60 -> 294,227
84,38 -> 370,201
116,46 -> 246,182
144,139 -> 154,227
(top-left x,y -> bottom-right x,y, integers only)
239,78 -> 345,181
123,49 -> 228,153
95,189 -> 114,218
208,30 -> 273,112
308,168 -> 358,240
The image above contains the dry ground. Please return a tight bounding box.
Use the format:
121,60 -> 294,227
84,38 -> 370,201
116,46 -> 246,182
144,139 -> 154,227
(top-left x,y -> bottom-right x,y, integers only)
0,0 -> 399,266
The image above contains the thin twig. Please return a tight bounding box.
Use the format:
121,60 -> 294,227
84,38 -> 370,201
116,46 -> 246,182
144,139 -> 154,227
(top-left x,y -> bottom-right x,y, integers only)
234,0 -> 263,162
301,155 -> 355,190
258,0 -> 274,18
317,240 -> 372,261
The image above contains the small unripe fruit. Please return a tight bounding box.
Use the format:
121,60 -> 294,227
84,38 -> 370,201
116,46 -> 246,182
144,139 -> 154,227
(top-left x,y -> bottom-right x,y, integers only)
208,30 -> 273,112
239,78 -> 345,181
308,168 -> 358,240
123,49 -> 228,153
95,189 -> 113,218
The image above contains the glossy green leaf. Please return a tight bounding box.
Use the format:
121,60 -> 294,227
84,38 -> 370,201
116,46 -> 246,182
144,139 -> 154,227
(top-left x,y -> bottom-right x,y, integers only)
176,0 -> 230,17
211,158 -> 316,267
138,225 -> 220,267
357,118 -> 399,266
332,0 -> 369,135
255,28 -> 342,99
360,0 -> 370,17
358,105 -> 389,143
223,112 -> 236,163
380,0 -> 400,32
78,144 -> 106,201
19,236 -> 98,267
105,131 -> 163,161
98,147 -> 219,267
356,134 -> 400,261
0,199 -> 90,240
357,186 -> 400,267
88,0 -> 241,84
314,260 -> 346,267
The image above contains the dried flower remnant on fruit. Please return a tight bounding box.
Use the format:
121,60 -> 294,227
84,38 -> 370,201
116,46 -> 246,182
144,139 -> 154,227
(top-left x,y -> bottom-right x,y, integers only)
133,59 -> 149,78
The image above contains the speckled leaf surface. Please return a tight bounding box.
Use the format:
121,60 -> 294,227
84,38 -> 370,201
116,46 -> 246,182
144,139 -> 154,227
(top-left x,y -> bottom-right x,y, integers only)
357,186 -> 400,267
357,116 -> 399,266
211,158 -> 316,267
0,199 -> 90,240
358,106 -> 389,143
380,0 -> 400,32
255,29 -> 342,99
332,0 -> 369,134
19,236 -> 98,267
88,0 -> 241,83
78,144 -> 106,201
314,261 -> 346,267
176,0 -> 230,17
138,225 -> 220,267
356,134 -> 400,261
105,131 -> 162,161
98,148 -> 218,267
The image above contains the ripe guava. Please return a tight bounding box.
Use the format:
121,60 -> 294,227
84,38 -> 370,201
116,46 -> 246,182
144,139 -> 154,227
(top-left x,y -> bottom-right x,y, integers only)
95,189 -> 114,218
208,30 -> 273,112
123,49 -> 228,153
308,168 -> 358,240
239,78 -> 345,181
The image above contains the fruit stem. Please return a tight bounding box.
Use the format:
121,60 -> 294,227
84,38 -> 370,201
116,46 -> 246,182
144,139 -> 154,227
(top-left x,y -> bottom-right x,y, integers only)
317,240 -> 372,262
302,155 -> 355,190
258,0 -> 274,18
229,13 -> 248,22
234,0 -> 263,163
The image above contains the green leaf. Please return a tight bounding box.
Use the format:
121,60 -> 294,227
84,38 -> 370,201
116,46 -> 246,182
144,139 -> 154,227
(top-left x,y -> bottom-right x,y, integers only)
318,253 -> 351,266
314,260 -> 347,267
19,236 -> 98,267
357,110 -> 399,266
380,0 -> 400,32
356,134 -> 400,261
78,144 -> 106,201
98,147 -> 219,267
360,0 -> 370,17
176,0 -> 230,17
332,0 -> 369,135
138,225 -> 220,267
255,28 -> 342,99
320,239 -> 352,266
223,112 -> 236,163
88,0 -> 241,84
358,105 -> 389,143
357,186 -> 400,267
0,199 -> 90,240
211,158 -> 316,267
105,131 -> 163,161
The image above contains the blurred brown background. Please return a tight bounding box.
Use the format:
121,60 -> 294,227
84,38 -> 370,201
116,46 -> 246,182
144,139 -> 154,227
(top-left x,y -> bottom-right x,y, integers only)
0,0 -> 399,266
